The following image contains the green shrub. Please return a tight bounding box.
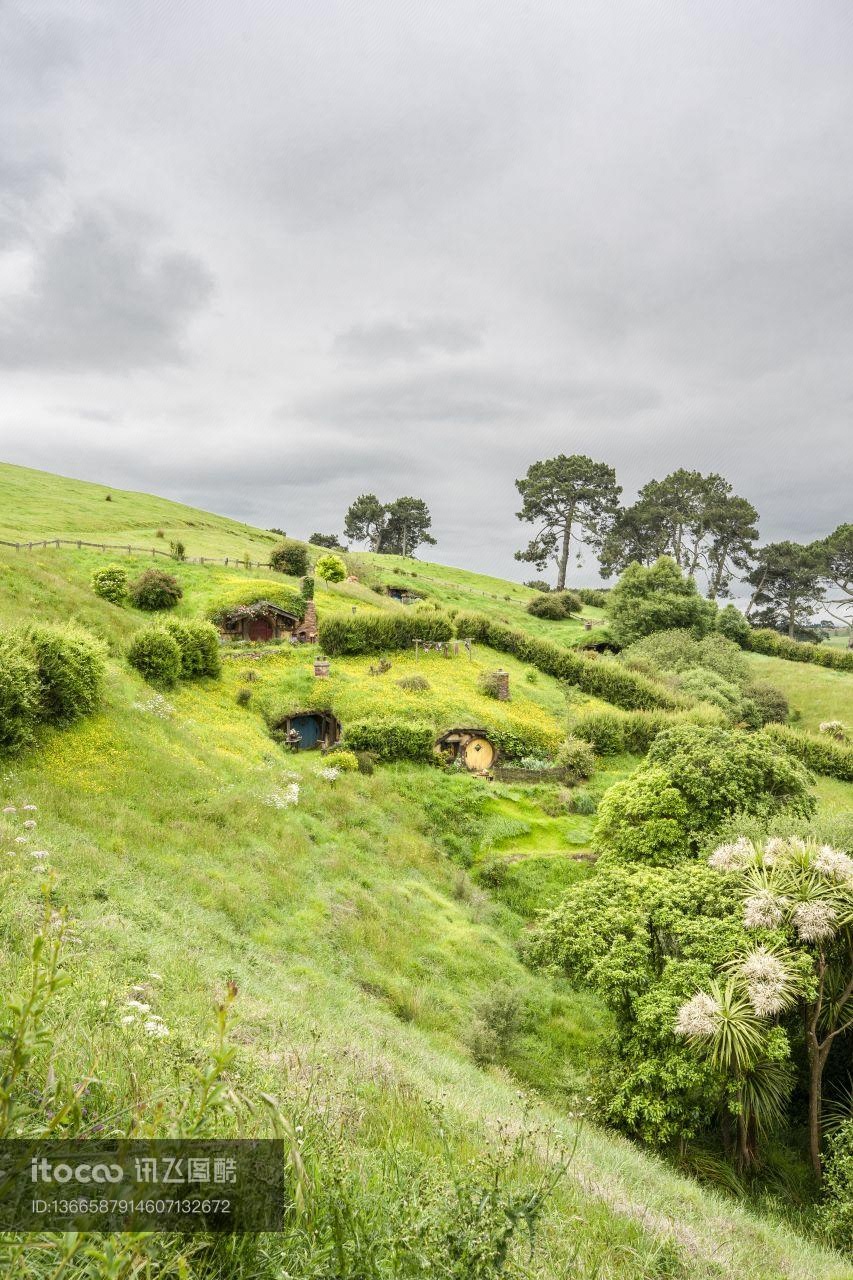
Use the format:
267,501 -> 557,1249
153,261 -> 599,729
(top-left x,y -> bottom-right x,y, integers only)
91,563 -> 128,604
22,623 -> 106,724
572,711 -> 626,755
319,610 -> 453,656
328,749 -> 359,771
315,553 -> 346,583
235,686 -> 252,707
162,619 -> 221,679
594,766 -> 692,865
742,680 -> 788,726
676,667 -> 743,720
343,716 -> 435,761
127,627 -> 182,687
128,568 -> 183,611
574,587 -> 610,608
569,788 -> 597,815
555,736 -> 595,780
760,722 -> 853,782
300,575 -> 315,602
715,603 -> 751,646
269,539 -> 309,576
818,1121 -> 853,1253
467,985 -> 527,1067
819,719 -> 847,741
607,557 -> 715,646
623,628 -> 749,685
523,579 -> 552,593
169,539 -> 186,561
573,705 -> 728,756
452,612 -> 679,711
477,670 -> 506,698
396,675 -> 431,692
0,633 -> 40,752
745,627 -> 853,671
526,594 -> 568,620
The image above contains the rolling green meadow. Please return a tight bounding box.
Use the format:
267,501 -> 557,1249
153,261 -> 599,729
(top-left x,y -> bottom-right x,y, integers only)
1,462 -> 852,1279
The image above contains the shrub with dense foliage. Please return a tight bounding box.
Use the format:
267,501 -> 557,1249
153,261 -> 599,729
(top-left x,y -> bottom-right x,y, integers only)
607,557 -> 715,647
820,1123 -> 853,1253
745,628 -> 853,671
91,563 -> 128,604
21,623 -> 106,723
715,603 -> 752,646
269,538 -> 309,577
623,628 -> 750,686
676,667 -> 744,720
343,716 -> 435,761
574,587 -> 610,609
319,610 -> 453,656
742,680 -> 788,726
127,627 -> 183,687
572,705 -> 726,756
315,553 -> 347,583
128,568 -> 183,611
0,632 -> 40,752
477,670 -> 507,698
760,722 -> 853,782
555,735 -> 595,781
593,725 -> 814,864
526,590 -> 582,619
162,619 -> 222,679
453,612 -> 679,711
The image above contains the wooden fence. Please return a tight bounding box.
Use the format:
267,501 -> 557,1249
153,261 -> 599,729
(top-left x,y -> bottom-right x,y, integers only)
0,537 -> 273,570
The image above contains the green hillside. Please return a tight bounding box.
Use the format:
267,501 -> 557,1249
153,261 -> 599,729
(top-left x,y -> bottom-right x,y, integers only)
1,464 -> 852,1278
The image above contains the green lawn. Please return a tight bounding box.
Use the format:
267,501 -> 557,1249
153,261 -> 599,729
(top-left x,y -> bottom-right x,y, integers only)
746,651 -> 853,731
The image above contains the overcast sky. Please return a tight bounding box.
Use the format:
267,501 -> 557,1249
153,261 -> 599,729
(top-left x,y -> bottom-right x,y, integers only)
1,0 -> 851,580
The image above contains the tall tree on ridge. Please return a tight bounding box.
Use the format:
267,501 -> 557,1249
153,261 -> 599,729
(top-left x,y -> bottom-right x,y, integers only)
745,541 -> 825,638
514,454 -> 621,590
343,494 -> 388,553
815,524 -> 853,646
381,497 -> 437,557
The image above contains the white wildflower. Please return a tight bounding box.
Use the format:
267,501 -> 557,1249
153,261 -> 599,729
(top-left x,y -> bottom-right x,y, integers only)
150,972 -> 163,982
14,836 -> 27,844
125,999 -> 150,1012
674,992 -> 720,1038
814,846 -> 853,884
29,850 -> 49,860
743,891 -> 786,930
22,804 -> 36,812
266,783 -> 299,809
318,766 -> 340,782
144,1020 -> 169,1038
819,720 -> 847,741
120,1014 -> 136,1025
709,837 -> 755,871
2,805 -> 16,814
792,900 -> 837,943
22,820 -> 36,829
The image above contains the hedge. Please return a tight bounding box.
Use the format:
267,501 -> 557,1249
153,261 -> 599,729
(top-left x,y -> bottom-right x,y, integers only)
759,723 -> 853,782
0,632 -> 41,752
342,716 -> 435,761
127,627 -> 183,687
453,612 -> 680,711
318,610 -> 453,657
573,705 -> 727,756
574,587 -> 610,609
745,628 -> 853,671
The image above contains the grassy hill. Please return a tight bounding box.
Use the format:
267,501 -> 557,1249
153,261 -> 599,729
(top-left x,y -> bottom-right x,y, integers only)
1,463 -> 852,1278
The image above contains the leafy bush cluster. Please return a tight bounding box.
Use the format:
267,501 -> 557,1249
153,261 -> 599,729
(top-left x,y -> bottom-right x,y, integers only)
592,725 -> 814,864
318,610 -> 453,656
454,612 -> 679,711
0,623 -> 106,752
128,620 -> 221,687
820,1123 -> 853,1254
554,736 -> 596,781
760,722 -> 853,782
315,553 -> 347,583
745,627 -> 853,671
526,590 -> 582,619
715,603 -> 752,646
269,538 -> 310,576
128,568 -> 183,611
607,557 -> 716,647
572,706 -> 721,756
574,587 -> 610,609
343,716 -> 435,761
91,563 -> 128,603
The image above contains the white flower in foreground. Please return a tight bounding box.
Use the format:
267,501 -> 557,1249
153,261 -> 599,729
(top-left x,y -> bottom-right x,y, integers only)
2,805 -> 16,814
125,999 -> 150,1012
748,981 -> 789,1017
744,892 -> 786,930
708,838 -> 755,871
675,992 -> 720,1038
318,766 -> 340,781
266,783 -> 299,809
14,836 -> 27,844
22,819 -> 36,829
22,805 -> 37,812
29,850 -> 49,860
144,1020 -> 169,1038
120,1014 -> 136,1026
792,900 -> 837,943
740,946 -> 789,986
814,846 -> 853,884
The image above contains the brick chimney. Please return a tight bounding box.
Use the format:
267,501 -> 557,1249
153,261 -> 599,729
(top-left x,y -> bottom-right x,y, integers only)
495,669 -> 510,701
297,599 -> 318,642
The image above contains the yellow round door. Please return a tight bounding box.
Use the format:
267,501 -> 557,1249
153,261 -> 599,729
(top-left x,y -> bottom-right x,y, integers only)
463,737 -> 494,770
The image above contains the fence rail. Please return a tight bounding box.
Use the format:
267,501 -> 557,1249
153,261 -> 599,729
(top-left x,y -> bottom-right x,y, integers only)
0,536 -> 273,570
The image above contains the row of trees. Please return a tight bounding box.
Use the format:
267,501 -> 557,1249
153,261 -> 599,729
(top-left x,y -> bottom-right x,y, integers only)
310,494 -> 437,558
513,454 -> 852,639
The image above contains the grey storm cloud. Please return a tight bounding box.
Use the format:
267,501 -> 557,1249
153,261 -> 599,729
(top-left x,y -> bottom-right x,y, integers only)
0,0 -> 851,578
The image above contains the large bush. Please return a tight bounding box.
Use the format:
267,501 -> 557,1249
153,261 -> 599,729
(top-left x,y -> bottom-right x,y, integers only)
0,633 -> 40,752
574,587 -> 610,609
162,619 -> 221,679
319,610 -> 453,656
526,590 -> 582,619
555,736 -> 595,781
676,667 -> 743,720
607,557 -> 715,646
91,563 -> 128,604
715,603 -> 751,647
22,623 -> 106,724
819,1122 -> 853,1255
594,724 -> 814,863
127,627 -> 183,687
453,611 -> 679,711
623,628 -> 749,686
573,705 -> 727,756
742,680 -> 788,726
343,716 -> 435,761
128,568 -> 183,611
745,627 -> 853,671
269,539 -> 309,577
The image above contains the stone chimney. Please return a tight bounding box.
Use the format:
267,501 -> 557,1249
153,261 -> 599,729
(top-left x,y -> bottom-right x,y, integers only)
297,599 -> 318,642
495,669 -> 510,701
